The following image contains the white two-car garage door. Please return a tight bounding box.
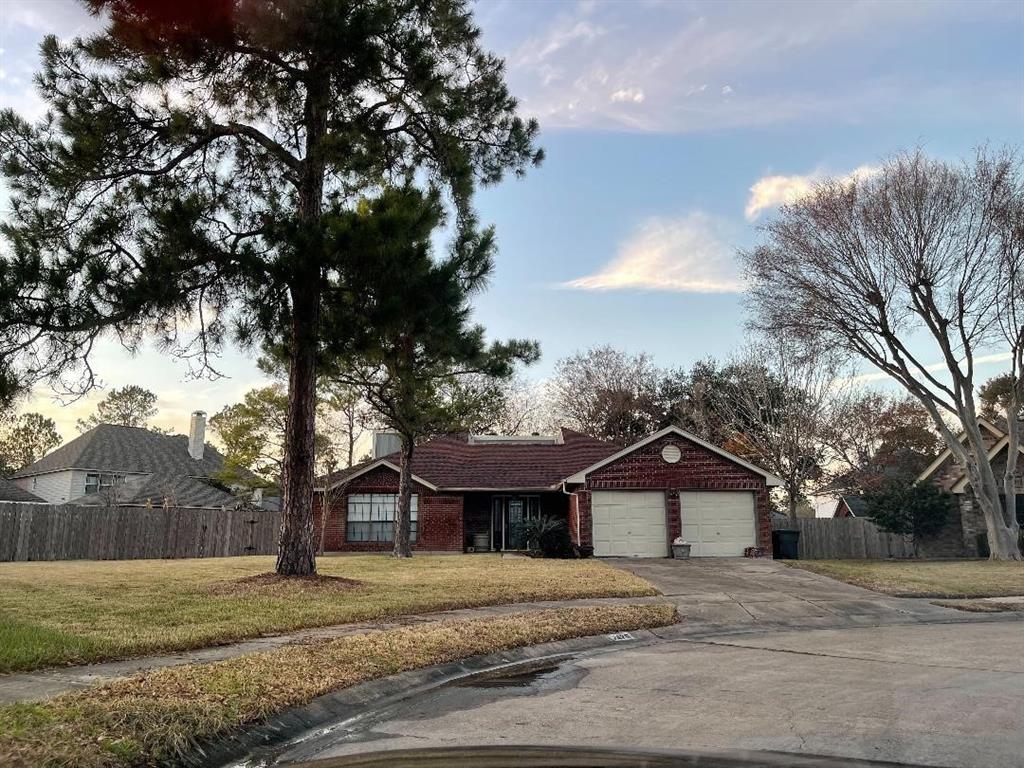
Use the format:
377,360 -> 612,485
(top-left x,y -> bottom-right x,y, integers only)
680,491 -> 756,556
592,491 -> 667,557
592,490 -> 757,557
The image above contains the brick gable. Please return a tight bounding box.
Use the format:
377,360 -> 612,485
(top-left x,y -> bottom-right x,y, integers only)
572,433 -> 772,552
314,465 -> 463,552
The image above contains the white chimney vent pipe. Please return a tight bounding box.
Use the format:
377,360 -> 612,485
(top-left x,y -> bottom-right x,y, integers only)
372,431 -> 401,459
188,411 -> 207,461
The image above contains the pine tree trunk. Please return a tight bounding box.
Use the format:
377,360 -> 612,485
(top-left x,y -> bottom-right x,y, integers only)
275,72 -> 328,576
394,435 -> 415,558
275,286 -> 321,576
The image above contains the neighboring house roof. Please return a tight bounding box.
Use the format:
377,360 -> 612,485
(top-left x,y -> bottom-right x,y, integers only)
564,425 -> 784,486
949,434 -> 1024,493
916,417 -> 1005,485
13,423 -> 227,478
12,423 -> 245,509
322,425 -> 783,491
323,428 -> 621,491
71,474 -> 236,508
0,477 -> 45,503
836,495 -> 869,518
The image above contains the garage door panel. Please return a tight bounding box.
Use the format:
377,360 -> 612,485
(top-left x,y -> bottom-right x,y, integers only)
592,491 -> 667,558
680,491 -> 756,557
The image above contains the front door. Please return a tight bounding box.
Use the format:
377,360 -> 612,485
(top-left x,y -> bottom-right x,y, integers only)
490,496 -> 540,550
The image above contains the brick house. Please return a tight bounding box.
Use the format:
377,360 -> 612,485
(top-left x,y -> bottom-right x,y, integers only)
831,495 -> 868,518
315,425 -> 782,557
916,417 -> 1024,557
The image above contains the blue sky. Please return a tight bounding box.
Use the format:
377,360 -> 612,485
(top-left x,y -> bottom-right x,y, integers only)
1,0 -> 1022,437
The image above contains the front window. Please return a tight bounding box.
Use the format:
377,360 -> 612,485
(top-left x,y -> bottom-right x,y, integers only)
347,493 -> 418,542
84,473 -> 125,495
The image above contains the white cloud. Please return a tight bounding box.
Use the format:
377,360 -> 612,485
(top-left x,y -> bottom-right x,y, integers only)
744,164 -> 879,221
492,1 -> 1013,134
610,88 -> 645,104
843,352 -> 1013,385
561,212 -> 744,294
512,18 -> 605,68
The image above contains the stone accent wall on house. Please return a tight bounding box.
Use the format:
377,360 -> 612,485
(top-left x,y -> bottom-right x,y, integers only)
314,465 -> 463,552
922,442 -> 1024,558
572,434 -> 773,554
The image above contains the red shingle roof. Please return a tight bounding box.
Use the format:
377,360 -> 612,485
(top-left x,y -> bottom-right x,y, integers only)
327,428 -> 620,490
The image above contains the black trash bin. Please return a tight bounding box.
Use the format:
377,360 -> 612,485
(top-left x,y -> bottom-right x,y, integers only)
772,529 -> 800,560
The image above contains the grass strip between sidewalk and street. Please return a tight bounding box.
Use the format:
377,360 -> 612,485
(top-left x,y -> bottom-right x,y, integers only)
0,603 -> 677,768
785,559 -> 1024,598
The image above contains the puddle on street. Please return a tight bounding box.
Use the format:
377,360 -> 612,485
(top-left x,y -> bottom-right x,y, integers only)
226,658 -> 590,766
454,662 -> 563,688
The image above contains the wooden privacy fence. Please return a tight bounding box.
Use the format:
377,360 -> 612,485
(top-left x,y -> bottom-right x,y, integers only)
0,502 -> 280,562
778,517 -> 915,559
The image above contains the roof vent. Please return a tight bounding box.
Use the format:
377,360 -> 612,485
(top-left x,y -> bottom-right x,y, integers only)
188,411 -> 206,461
468,434 -> 560,445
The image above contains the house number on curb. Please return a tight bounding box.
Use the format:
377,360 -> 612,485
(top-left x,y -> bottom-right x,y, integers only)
607,632 -> 635,642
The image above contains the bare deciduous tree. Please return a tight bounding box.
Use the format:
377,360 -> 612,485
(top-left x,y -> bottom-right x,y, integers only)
549,346 -> 663,445
713,338 -> 849,520
823,390 -> 942,493
742,147 -> 1023,559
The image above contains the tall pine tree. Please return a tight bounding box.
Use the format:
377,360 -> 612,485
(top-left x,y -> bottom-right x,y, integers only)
0,0 -> 541,574
315,187 -> 539,557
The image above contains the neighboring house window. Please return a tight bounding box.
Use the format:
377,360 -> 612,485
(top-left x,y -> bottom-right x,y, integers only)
347,493 -> 418,543
84,473 -> 125,495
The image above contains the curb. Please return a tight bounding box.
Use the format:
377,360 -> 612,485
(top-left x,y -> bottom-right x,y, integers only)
185,627 -> 667,768
188,609 -> 1024,767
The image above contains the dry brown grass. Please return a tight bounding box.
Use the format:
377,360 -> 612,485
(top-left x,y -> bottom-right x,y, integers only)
932,599 -> 1024,613
0,555 -> 657,673
787,559 -> 1024,598
0,603 -> 677,768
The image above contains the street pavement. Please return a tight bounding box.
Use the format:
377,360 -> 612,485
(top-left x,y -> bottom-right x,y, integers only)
273,559 -> 1024,768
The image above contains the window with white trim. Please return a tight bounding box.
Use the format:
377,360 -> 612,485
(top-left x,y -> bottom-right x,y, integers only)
346,493 -> 418,542
84,473 -> 125,495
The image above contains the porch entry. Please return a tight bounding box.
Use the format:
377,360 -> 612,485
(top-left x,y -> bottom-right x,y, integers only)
490,495 -> 541,551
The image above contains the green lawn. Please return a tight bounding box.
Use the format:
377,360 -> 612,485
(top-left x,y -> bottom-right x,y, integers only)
787,559 -> 1024,598
1,604 -> 677,768
0,555 -> 657,673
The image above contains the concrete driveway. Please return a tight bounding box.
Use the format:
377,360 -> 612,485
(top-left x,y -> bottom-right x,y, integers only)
604,557 -> 958,628
268,559 -> 1024,767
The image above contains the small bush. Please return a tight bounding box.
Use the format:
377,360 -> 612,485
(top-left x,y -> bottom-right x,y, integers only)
518,516 -> 575,558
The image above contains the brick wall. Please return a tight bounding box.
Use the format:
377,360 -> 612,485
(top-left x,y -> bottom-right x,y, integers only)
566,491 -> 580,546
314,465 -> 463,552
577,434 -> 772,553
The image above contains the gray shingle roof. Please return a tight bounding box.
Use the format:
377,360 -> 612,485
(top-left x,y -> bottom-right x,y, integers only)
12,424 -> 227,478
0,477 -> 45,503
70,473 -> 236,508
842,495 -> 869,517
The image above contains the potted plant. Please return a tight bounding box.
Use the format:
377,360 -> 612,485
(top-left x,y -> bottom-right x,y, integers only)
671,537 -> 692,559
